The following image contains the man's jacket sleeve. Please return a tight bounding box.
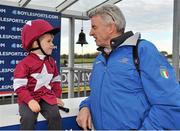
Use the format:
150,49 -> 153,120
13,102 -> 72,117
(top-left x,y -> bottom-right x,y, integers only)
79,97 -> 91,110
138,40 -> 180,129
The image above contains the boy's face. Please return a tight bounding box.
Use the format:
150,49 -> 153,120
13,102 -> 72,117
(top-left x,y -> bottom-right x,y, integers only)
39,33 -> 54,55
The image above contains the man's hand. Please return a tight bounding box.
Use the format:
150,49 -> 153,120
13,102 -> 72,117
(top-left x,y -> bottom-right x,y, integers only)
28,99 -> 41,113
76,107 -> 92,130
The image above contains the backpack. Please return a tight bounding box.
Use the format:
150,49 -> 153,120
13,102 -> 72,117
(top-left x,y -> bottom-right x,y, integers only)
132,40 -> 140,75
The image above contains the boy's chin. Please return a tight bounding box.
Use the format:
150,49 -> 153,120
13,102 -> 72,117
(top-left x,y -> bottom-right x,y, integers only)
46,51 -> 52,55
47,53 -> 52,55
43,52 -> 52,56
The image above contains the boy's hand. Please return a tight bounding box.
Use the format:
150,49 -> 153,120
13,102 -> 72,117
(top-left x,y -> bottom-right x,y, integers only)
57,98 -> 64,106
28,99 -> 41,113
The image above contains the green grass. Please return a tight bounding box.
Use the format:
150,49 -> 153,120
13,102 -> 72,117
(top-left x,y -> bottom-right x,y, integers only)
61,58 -> 95,64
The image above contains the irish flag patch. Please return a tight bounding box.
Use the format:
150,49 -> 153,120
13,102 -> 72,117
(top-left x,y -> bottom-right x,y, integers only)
160,66 -> 169,79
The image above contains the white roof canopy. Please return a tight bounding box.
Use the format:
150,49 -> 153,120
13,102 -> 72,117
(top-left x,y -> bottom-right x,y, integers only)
0,0 -> 121,19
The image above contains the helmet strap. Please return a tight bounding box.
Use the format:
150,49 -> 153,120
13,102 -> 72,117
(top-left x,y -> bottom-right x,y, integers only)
36,39 -> 50,56
30,47 -> 40,51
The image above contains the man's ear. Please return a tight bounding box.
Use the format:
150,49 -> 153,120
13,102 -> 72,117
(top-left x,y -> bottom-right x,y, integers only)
108,23 -> 116,34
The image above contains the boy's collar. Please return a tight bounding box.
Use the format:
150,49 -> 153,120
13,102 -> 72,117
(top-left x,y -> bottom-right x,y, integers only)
37,54 -> 46,60
30,52 -> 46,60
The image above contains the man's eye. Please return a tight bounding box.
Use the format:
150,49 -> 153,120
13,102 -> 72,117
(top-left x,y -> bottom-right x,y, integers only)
92,26 -> 97,29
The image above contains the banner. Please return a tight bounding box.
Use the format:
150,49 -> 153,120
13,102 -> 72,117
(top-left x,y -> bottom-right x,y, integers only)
0,5 -> 61,91
61,71 -> 91,87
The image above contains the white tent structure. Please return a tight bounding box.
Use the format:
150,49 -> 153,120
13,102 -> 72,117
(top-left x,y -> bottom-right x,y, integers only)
0,0 -> 180,97
0,0 -> 121,18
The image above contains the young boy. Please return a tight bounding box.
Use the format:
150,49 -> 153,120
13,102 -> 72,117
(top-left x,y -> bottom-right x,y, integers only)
13,19 -> 64,130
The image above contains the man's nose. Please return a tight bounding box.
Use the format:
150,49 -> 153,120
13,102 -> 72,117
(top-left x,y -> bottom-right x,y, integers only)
89,29 -> 93,36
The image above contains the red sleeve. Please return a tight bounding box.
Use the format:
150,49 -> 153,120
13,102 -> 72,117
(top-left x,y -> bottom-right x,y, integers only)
13,62 -> 33,104
15,87 -> 33,103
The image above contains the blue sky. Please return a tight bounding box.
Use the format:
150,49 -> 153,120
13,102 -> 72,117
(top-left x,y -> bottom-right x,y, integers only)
60,0 -> 173,55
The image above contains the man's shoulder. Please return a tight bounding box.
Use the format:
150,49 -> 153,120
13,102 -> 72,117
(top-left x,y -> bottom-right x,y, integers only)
138,39 -> 158,54
138,39 -> 155,48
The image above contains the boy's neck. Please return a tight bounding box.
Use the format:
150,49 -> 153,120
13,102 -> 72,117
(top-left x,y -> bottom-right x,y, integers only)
31,50 -> 43,55
31,51 -> 46,60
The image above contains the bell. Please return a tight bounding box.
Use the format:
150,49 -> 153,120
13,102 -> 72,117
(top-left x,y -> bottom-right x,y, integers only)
76,29 -> 88,46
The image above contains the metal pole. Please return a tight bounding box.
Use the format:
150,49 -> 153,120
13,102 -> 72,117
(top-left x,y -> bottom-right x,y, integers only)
68,17 -> 75,98
172,0 -> 180,80
11,92 -> 14,104
77,70 -> 81,97
84,70 -> 87,96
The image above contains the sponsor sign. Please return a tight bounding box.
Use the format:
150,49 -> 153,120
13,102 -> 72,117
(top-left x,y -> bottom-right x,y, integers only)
0,5 -> 61,91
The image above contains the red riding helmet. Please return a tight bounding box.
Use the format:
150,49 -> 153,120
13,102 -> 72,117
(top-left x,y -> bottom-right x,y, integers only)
21,19 -> 60,51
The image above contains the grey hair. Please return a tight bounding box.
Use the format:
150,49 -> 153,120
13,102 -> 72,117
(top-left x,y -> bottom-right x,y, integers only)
88,4 -> 126,33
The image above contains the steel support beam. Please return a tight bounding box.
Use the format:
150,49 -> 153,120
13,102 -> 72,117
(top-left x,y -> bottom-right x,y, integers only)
61,10 -> 89,20
18,0 -> 31,7
56,0 -> 78,12
172,0 -> 180,80
68,17 -> 75,98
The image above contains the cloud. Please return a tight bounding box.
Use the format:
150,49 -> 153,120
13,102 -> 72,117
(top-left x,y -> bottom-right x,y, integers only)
61,0 -> 174,54
116,0 -> 173,32
115,0 -> 173,54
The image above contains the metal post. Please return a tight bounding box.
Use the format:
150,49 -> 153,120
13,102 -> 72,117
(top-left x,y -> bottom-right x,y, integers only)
83,70 -> 87,96
172,0 -> 180,80
77,70 -> 81,97
11,92 -> 14,104
68,17 -> 75,98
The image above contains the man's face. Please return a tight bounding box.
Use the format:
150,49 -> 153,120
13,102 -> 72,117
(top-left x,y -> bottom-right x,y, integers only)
89,15 -> 112,47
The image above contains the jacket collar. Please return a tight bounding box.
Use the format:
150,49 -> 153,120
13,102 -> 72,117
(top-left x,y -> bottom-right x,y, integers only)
97,31 -> 141,53
110,31 -> 134,50
118,32 -> 140,47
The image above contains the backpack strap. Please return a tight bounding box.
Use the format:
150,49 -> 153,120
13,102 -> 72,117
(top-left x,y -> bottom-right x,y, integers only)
132,40 -> 140,75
